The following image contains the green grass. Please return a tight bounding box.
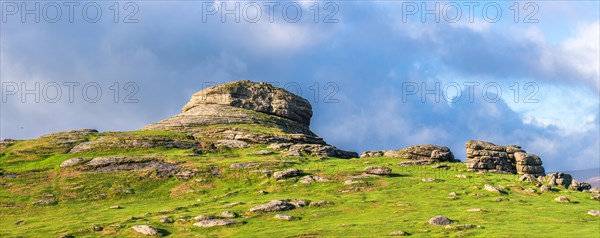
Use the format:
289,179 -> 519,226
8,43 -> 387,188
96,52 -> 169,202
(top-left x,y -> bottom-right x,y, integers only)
0,133 -> 599,237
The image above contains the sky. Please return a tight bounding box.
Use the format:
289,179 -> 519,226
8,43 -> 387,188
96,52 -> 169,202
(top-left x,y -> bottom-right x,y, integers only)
1,0 -> 599,172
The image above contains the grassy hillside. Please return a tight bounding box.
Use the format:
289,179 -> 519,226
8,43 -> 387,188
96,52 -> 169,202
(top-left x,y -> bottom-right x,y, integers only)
1,130 -> 599,237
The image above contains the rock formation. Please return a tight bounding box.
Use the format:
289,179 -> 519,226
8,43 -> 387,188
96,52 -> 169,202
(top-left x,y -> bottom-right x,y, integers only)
361,144 -> 455,163
465,140 -> 545,175
143,80 -> 357,158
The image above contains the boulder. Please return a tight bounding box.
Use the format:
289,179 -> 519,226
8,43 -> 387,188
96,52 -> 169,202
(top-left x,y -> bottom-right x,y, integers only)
249,200 -> 296,213
32,199 -> 56,206
588,210 -> 600,217
193,219 -> 238,227
60,158 -> 86,168
428,216 -> 452,226
273,168 -> 302,180
131,225 -> 159,236
363,166 -> 392,176
193,215 -> 219,221
546,173 -> 573,188
220,211 -> 237,218
569,180 -> 592,191
389,230 -> 409,236
554,196 -> 570,203
274,214 -> 295,220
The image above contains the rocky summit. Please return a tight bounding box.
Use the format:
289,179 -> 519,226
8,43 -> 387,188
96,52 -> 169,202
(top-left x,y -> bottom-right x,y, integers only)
143,80 -> 357,158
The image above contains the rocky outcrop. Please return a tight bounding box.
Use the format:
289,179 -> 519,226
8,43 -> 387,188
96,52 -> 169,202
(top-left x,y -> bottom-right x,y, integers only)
465,140 -> 545,175
69,134 -> 197,153
514,152 -> 545,176
546,172 -> 572,188
63,156 -> 180,176
143,80 -> 356,158
361,144 -> 455,162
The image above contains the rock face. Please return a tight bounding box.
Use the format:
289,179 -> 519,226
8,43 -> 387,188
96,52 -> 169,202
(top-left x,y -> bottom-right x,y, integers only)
361,144 -> 455,163
465,140 -> 545,175
143,80 -> 356,158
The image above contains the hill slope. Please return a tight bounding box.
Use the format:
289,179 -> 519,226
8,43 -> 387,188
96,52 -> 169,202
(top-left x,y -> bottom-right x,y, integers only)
0,81 -> 598,237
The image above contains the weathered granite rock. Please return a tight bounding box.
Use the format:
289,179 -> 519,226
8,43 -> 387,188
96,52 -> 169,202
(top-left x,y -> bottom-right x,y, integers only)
273,168 -> 302,180
249,200 -> 296,213
193,219 -> 238,227
60,158 -> 86,168
514,152 -> 545,176
428,216 -> 452,226
363,166 -> 392,176
546,172 -> 573,188
131,225 -> 159,236
77,156 -> 180,176
361,144 -> 455,162
465,140 -> 545,175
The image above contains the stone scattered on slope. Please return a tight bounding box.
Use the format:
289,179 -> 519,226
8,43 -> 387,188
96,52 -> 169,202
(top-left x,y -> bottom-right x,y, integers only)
389,230 -> 409,236
273,168 -> 302,180
428,216 -> 452,226
363,166 -> 392,176
467,208 -> 483,212
299,175 -> 328,183
193,215 -> 219,221
588,210 -> 600,217
484,184 -> 500,193
193,219 -> 238,227
32,199 -> 56,206
109,205 -> 121,209
60,158 -> 86,168
554,196 -> 570,203
220,211 -> 237,218
274,214 -> 295,220
249,200 -> 296,213
131,225 -> 159,236
445,224 -> 477,230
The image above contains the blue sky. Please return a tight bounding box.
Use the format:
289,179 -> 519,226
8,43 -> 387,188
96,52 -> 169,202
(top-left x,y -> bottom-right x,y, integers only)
1,1 -> 599,172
